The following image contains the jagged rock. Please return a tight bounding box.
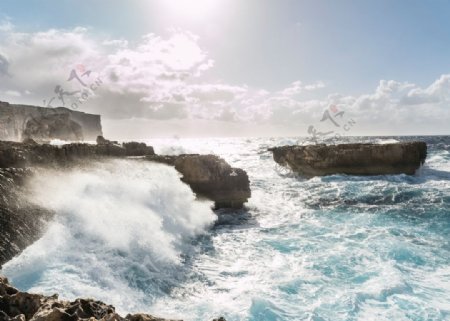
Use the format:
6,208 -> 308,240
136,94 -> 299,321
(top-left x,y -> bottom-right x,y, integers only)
147,154 -> 251,209
21,139 -> 37,146
0,141 -> 156,168
269,142 -> 427,177
96,135 -> 110,145
96,137 -> 154,156
0,141 -> 125,168
96,136 -> 119,146
0,101 -> 102,142
122,142 -> 155,157
0,277 -> 182,321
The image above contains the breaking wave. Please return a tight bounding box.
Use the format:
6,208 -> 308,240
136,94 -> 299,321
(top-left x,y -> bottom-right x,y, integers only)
2,159 -> 216,313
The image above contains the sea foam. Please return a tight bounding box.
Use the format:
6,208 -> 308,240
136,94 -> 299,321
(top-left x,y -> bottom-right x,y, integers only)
2,159 -> 216,313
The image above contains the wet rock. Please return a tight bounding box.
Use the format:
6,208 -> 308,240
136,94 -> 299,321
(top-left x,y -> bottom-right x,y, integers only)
21,139 -> 37,146
96,135 -> 110,145
96,136 -> 119,146
269,141 -> 427,177
126,314 -> 179,321
122,142 -> 155,157
147,154 -> 251,209
0,140 -> 156,168
0,168 -> 52,268
0,277 -> 181,321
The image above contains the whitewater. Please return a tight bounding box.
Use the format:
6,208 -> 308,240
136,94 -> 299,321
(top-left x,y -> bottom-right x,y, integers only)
2,136 -> 450,321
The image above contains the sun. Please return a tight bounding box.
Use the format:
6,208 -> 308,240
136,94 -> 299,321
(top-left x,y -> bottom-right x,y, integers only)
158,0 -> 223,21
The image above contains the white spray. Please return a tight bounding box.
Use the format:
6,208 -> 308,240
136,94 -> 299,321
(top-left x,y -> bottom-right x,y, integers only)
2,159 -> 216,314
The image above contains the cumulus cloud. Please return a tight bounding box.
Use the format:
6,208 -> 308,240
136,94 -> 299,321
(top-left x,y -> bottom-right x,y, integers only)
280,80 -> 325,96
0,20 -> 13,32
0,24 -> 449,136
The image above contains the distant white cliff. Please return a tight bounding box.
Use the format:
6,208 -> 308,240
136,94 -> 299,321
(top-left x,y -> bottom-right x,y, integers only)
0,101 -> 102,141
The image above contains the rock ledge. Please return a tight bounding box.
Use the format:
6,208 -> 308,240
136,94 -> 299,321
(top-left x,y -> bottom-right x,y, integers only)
147,154 -> 251,209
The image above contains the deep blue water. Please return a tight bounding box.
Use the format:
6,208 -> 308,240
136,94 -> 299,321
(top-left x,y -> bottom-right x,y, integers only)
2,136 -> 450,321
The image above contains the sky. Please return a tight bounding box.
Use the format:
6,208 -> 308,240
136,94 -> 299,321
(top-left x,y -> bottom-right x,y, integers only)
0,0 -> 449,138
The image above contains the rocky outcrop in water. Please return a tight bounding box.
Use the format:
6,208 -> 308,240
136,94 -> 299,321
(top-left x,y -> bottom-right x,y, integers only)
269,142 -> 427,177
0,276 -> 183,321
147,155 -> 251,209
0,101 -> 102,142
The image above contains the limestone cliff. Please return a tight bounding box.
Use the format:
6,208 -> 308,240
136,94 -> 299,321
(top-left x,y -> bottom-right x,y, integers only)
0,101 -> 102,142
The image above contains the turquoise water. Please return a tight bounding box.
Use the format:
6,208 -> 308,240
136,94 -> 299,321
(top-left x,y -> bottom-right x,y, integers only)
3,136 -> 450,321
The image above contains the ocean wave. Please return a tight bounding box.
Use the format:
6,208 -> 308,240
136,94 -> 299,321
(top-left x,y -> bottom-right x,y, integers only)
2,159 -> 216,314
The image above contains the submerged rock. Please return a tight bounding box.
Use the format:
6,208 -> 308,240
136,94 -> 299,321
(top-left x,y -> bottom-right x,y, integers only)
147,154 -> 251,209
0,277 -> 182,321
269,142 -> 427,177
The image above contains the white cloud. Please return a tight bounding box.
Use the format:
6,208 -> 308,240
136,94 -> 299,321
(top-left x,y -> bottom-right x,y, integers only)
280,80 -> 325,96
0,19 -> 13,32
0,25 -> 449,136
4,90 -> 21,97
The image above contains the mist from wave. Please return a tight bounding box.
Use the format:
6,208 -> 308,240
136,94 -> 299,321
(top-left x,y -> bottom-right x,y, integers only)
2,159 -> 216,314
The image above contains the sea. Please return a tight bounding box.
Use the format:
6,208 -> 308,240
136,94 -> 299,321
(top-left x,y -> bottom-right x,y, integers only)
1,135 -> 450,321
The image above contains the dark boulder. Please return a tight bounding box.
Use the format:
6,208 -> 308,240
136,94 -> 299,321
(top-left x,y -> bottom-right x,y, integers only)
269,142 -> 427,177
122,142 -> 155,156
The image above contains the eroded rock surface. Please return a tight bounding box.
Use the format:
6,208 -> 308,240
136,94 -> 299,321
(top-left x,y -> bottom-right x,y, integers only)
270,142 -> 427,177
0,140 -> 155,168
0,277 -> 183,321
147,154 -> 251,209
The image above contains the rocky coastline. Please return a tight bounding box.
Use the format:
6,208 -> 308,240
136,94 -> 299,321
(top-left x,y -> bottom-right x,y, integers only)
0,138 -> 251,267
0,138 -> 241,321
1,276 -> 220,321
1,137 -> 430,321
